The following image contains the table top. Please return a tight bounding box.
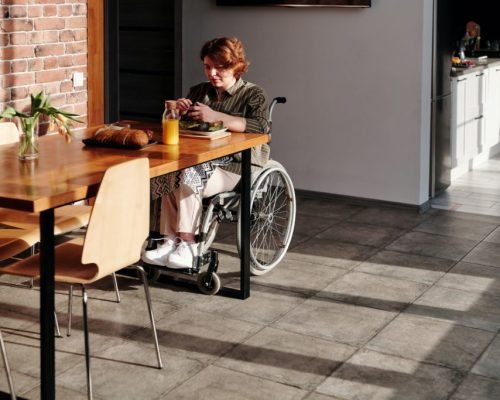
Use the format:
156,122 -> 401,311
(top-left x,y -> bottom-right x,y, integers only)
0,121 -> 269,212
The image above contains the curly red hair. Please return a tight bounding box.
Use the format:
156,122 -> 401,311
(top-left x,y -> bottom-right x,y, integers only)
200,37 -> 249,79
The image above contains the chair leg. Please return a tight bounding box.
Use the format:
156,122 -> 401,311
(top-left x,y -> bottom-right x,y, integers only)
81,285 -> 93,400
0,330 -> 16,400
54,312 -> 62,338
67,284 -> 73,336
135,265 -> 163,369
111,272 -> 121,303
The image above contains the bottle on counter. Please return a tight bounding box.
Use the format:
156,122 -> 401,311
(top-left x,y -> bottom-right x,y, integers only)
162,100 -> 179,145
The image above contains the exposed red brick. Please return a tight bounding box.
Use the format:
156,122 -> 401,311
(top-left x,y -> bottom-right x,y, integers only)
59,29 -> 86,42
43,56 -> 58,69
58,5 -> 73,17
34,17 -> 64,31
0,33 -> 9,46
4,72 -> 34,87
0,19 -> 33,32
34,43 -> 65,57
27,6 -> 42,18
9,32 -> 27,45
65,17 -> 86,29
9,6 -> 28,18
42,30 -> 58,43
35,69 -> 66,84
28,58 -> 43,71
60,80 -> 73,93
11,86 -> 29,100
65,41 -> 86,54
0,61 -> 10,74
11,59 -> 27,73
0,89 -> 10,104
43,5 -> 57,17
1,45 -> 34,60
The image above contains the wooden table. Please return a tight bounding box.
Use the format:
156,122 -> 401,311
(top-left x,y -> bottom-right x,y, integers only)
0,122 -> 268,399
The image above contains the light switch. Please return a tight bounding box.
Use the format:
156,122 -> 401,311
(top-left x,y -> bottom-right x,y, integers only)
73,72 -> 84,88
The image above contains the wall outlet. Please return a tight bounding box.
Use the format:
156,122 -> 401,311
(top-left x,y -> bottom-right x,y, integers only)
73,72 -> 84,88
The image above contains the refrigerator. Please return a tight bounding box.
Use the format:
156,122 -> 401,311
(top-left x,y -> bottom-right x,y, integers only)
430,0 -> 454,198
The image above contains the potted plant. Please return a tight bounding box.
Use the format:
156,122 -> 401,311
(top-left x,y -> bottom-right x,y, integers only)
0,92 -> 81,160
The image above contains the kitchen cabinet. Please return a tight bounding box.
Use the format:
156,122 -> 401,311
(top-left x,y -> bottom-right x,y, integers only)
451,69 -> 487,168
486,65 -> 500,147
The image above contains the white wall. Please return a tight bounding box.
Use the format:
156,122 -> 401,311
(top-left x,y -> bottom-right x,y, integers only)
182,0 -> 434,206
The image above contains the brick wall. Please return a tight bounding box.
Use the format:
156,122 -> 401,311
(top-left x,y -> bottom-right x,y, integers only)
0,0 -> 88,128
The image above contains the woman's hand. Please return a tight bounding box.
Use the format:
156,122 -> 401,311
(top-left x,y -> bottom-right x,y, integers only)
176,98 -> 192,115
188,103 -> 219,123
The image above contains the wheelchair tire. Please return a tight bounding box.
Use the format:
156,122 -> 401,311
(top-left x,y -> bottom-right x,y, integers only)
197,271 -> 221,295
237,163 -> 296,275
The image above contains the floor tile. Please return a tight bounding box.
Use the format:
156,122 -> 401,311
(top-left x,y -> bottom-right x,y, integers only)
151,308 -> 262,363
273,297 -> 396,347
316,349 -> 464,400
483,226 -> 500,244
347,206 -> 432,229
386,231 -> 478,261
463,242 -> 500,268
450,374 -> 500,400
355,250 -> 455,285
405,286 -> 500,332
215,326 -> 356,390
366,314 -> 494,371
316,221 -> 407,248
295,197 -> 364,219
316,271 -> 429,312
161,365 -> 308,400
251,258 -> 347,296
435,261 -> 500,298
414,214 -> 498,241
287,238 -> 378,269
471,334 -> 500,380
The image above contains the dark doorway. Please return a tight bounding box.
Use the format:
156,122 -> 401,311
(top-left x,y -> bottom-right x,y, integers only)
105,0 -> 182,123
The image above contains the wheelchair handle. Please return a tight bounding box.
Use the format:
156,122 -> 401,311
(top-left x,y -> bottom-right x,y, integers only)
268,96 -> 286,136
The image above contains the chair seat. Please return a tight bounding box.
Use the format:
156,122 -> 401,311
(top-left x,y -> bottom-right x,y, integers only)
1,239 -> 99,284
0,205 -> 92,235
0,228 -> 40,260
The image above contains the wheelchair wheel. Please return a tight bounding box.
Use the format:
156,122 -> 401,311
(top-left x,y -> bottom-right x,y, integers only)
197,271 -> 221,295
238,163 -> 296,275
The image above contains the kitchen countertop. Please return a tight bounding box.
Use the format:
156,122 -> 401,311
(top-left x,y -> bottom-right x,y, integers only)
451,58 -> 500,77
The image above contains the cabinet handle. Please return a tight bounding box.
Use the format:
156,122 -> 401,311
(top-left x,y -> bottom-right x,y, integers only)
476,73 -> 485,77
496,69 -> 500,72
475,115 -> 484,120
457,78 -> 467,82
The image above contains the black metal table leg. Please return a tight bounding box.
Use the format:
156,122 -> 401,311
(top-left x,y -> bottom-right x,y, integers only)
39,209 -> 55,400
217,148 -> 251,300
239,148 -> 251,299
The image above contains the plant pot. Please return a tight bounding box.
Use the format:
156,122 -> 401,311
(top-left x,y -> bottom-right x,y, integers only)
18,121 -> 39,160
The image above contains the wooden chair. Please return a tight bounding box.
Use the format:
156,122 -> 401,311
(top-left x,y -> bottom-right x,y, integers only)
0,158 -> 162,399
0,330 -> 16,400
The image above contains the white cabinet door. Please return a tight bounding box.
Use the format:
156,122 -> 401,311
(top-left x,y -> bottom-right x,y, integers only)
486,66 -> 500,147
451,76 -> 467,166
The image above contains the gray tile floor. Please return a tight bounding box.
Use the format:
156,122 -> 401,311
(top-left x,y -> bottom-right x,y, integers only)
1,161 -> 500,399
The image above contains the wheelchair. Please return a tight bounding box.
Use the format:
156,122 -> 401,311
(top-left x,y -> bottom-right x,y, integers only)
145,97 -> 296,295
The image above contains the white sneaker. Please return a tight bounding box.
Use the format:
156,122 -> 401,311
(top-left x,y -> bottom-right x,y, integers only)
166,241 -> 198,269
141,237 -> 177,266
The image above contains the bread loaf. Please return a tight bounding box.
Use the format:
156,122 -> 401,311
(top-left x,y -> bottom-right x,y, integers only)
93,127 -> 150,147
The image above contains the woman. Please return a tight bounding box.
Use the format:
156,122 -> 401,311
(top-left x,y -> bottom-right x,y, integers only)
142,37 -> 270,269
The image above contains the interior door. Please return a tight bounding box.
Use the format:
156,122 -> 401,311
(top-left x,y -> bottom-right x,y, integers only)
105,0 -> 182,123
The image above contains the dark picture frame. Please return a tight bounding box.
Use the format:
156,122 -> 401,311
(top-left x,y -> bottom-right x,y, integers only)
216,0 -> 371,7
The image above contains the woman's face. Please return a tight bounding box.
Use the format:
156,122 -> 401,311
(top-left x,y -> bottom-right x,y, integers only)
203,56 -> 236,92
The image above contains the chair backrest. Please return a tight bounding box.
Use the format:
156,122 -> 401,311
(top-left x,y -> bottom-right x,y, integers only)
82,158 -> 150,279
0,122 -> 20,145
